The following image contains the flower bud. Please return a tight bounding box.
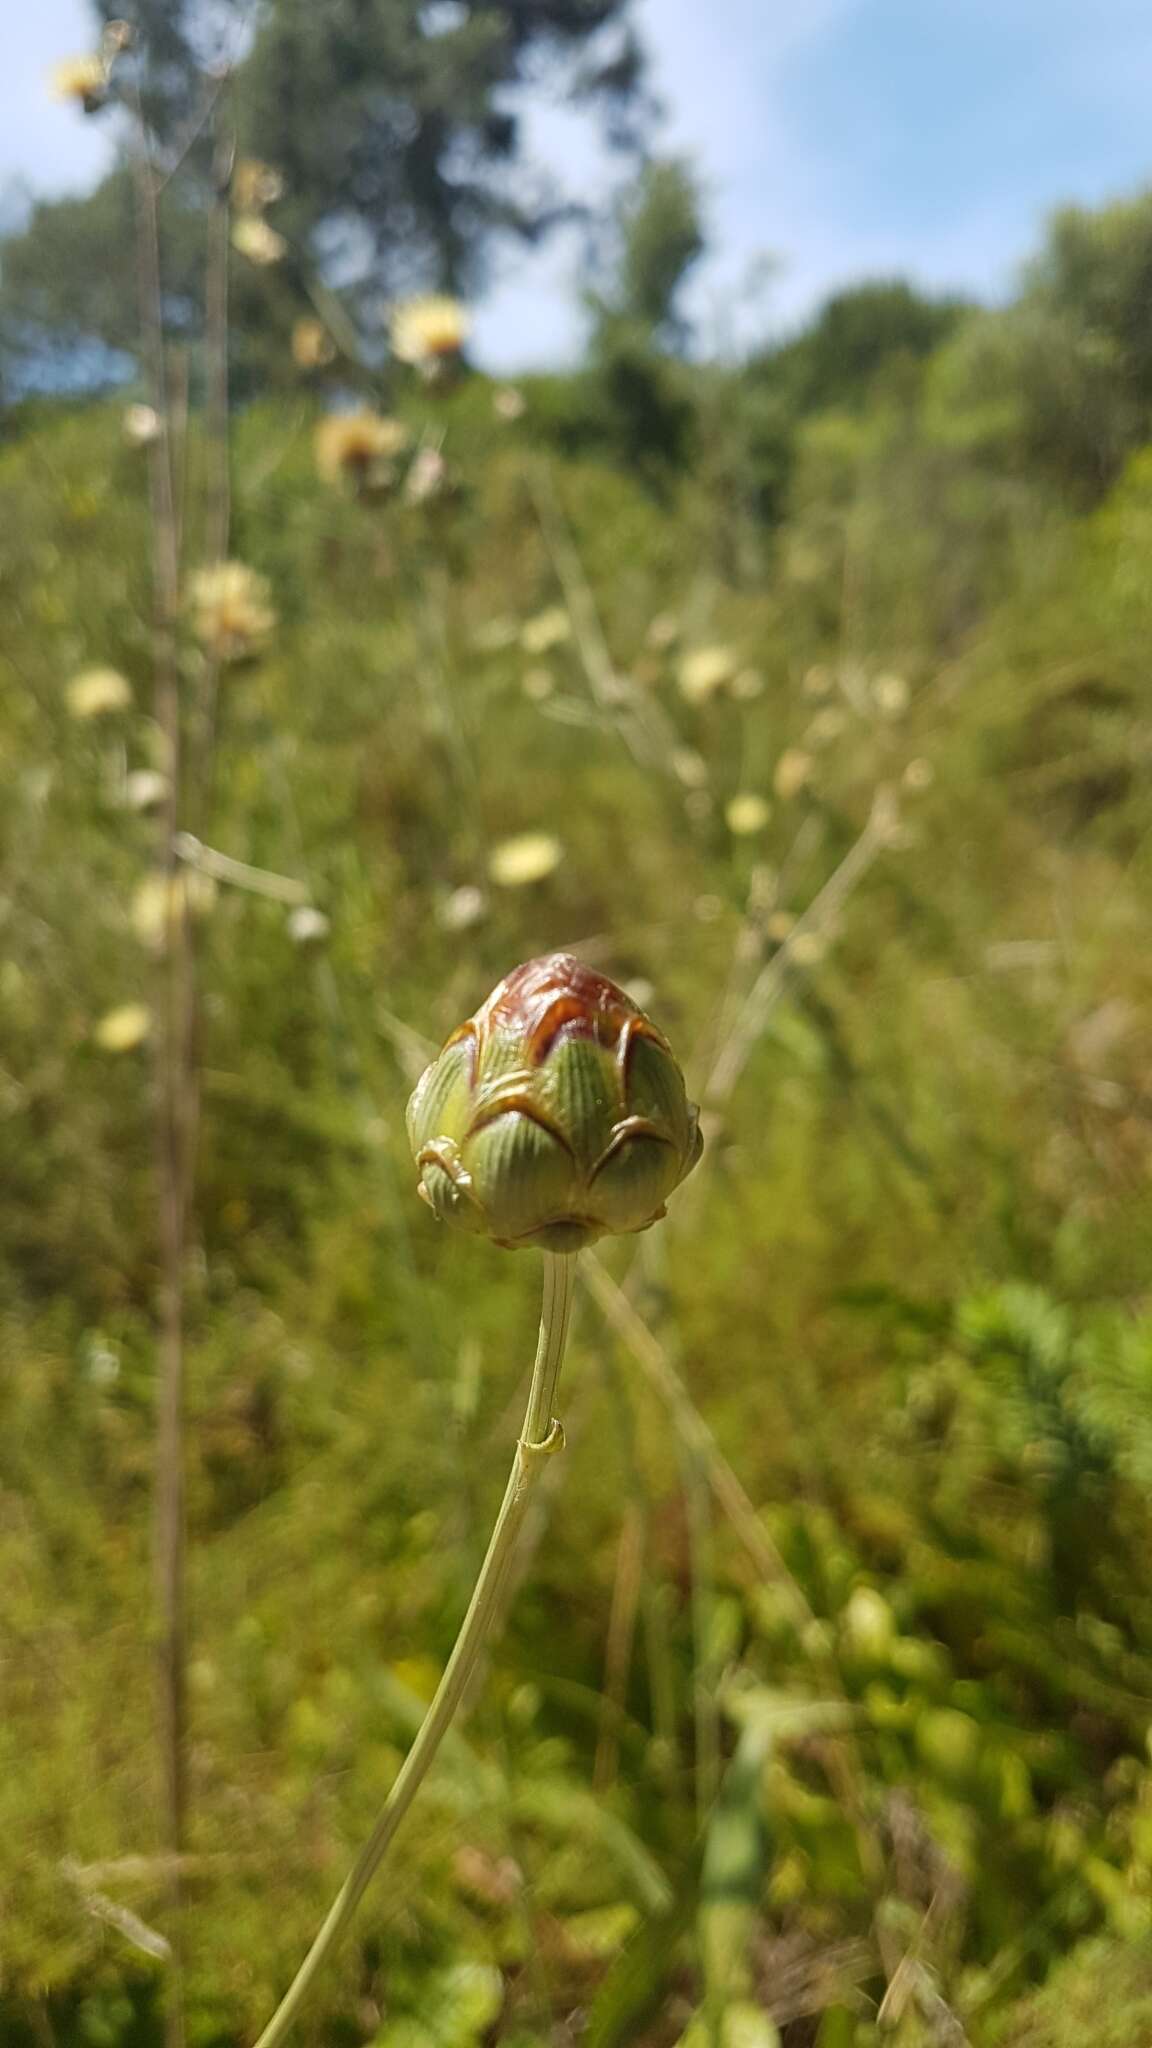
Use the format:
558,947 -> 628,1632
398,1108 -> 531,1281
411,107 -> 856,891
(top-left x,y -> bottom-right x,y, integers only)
407,953 -> 702,1253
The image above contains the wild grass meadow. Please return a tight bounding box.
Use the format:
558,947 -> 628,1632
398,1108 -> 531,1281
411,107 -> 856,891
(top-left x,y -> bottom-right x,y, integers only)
4,16 -> 1152,2047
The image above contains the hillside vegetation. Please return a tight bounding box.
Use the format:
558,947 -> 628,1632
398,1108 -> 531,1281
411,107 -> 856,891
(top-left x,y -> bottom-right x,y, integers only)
3,210 -> 1152,2047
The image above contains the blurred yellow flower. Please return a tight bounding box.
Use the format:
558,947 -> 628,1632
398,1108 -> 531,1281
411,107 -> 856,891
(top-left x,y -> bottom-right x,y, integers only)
121,769 -> 170,812
791,930 -> 827,966
286,905 -> 330,946
873,671 -> 910,717
493,385 -> 526,422
67,667 -> 132,719
50,54 -> 108,112
678,644 -> 737,705
314,412 -> 409,489
122,403 -> 161,447
438,884 -> 487,932
232,158 -> 284,213
487,832 -> 563,888
188,562 -> 276,663
801,663 -> 834,698
725,792 -> 771,836
520,607 -> 571,656
291,318 -> 336,370
132,872 -> 218,951
94,1003 -> 152,1052
231,216 -> 287,266
841,1585 -> 896,1657
773,749 -> 814,801
390,294 -> 470,373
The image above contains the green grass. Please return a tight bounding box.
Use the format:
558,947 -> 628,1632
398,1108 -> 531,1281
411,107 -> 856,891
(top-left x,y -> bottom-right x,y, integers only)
2,386 -> 1152,2046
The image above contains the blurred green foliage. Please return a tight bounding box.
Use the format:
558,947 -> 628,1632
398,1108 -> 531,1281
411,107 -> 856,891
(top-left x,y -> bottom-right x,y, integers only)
3,184 -> 1152,2046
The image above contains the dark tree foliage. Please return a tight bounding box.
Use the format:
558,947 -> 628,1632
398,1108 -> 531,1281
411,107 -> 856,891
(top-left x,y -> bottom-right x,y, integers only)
595,155 -> 705,345
0,168 -> 305,401
1,174 -> 136,365
932,191 -> 1152,499
578,157 -> 704,477
0,0 -> 645,393
755,279 -> 971,418
728,280 -> 971,525
235,0 -> 648,297
91,0 -> 238,137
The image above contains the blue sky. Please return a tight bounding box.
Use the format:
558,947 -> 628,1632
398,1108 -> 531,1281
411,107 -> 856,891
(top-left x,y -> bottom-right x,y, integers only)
7,0 -> 1152,368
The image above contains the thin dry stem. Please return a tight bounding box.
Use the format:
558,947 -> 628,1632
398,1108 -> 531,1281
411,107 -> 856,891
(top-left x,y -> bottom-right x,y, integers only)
194,108 -> 234,828
132,110 -> 191,2048
704,787 -> 900,1110
527,461 -> 677,770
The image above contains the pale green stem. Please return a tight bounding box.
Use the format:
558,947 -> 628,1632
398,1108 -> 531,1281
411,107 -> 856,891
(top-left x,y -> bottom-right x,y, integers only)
252,1251 -> 576,2048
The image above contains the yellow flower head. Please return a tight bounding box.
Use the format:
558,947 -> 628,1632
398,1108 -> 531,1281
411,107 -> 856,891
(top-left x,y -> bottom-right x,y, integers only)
773,748 -> 814,801
188,562 -> 276,664
50,54 -> 109,112
314,411 -> 410,491
437,884 -> 487,933
122,403 -> 161,447
132,873 -> 218,951
231,216 -> 287,266
872,671 -> 910,718
678,644 -> 738,705
390,295 -> 470,375
791,930 -> 827,967
286,905 -> 330,946
94,1003 -> 152,1053
493,384 -> 526,422
122,769 -> 170,811
520,606 -> 571,656
232,158 -> 284,214
487,832 -> 563,889
66,667 -> 132,719
725,792 -> 771,837
291,318 -> 336,370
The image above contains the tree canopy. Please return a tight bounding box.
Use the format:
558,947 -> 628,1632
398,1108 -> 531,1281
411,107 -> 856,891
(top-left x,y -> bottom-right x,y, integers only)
0,0 -> 647,392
